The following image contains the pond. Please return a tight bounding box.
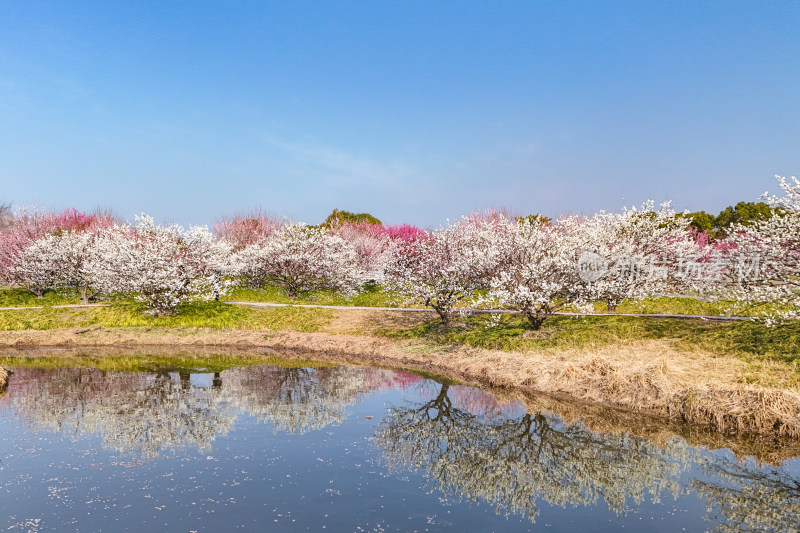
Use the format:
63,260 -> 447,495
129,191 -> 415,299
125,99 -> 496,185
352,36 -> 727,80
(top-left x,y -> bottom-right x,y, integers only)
0,355 -> 799,532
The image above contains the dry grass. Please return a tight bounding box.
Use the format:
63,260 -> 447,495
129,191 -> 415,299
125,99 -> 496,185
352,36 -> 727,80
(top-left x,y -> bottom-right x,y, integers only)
0,366 -> 7,389
2,308 -> 799,440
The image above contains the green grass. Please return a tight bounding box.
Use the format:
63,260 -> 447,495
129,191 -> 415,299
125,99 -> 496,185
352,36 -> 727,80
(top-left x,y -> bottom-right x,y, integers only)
0,351 -> 341,373
227,283 -> 401,307
375,312 -> 800,365
0,301 -> 334,332
226,286 -> 785,317
2,286 -> 797,368
0,285 -> 784,318
0,287 -> 80,307
608,296 -> 786,317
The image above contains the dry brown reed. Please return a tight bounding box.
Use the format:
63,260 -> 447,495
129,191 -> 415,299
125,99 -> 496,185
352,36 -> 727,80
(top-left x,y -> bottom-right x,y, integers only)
1,319 -> 799,440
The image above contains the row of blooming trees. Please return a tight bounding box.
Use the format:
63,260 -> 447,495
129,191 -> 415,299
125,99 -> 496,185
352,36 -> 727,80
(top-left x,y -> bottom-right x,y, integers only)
0,176 -> 797,320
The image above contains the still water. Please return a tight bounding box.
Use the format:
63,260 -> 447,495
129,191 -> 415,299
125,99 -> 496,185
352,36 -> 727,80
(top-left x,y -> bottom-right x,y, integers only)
0,361 -> 798,532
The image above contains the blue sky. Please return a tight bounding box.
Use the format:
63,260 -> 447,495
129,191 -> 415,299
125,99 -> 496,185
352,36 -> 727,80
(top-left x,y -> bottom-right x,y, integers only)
1,1 -> 798,228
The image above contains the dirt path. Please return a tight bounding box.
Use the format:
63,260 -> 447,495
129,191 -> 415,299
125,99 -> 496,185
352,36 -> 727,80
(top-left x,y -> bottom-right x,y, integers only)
0,300 -> 759,321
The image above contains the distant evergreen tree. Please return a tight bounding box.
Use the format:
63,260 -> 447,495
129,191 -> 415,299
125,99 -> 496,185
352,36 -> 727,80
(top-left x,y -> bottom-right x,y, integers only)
714,201 -> 781,237
678,211 -> 715,233
515,214 -> 552,226
321,209 -> 382,228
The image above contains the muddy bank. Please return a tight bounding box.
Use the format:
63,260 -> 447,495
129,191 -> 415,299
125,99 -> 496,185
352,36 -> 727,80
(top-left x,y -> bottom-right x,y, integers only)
1,326 -> 799,439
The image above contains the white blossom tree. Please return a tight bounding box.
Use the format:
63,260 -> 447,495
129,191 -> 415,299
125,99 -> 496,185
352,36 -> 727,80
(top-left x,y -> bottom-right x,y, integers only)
383,217 -> 504,324
562,202 -> 698,312
482,217 -> 586,329
688,176 -> 800,321
6,240 -> 58,298
13,231 -> 98,303
762,174 -> 800,213
88,214 -> 234,315
234,224 -> 361,298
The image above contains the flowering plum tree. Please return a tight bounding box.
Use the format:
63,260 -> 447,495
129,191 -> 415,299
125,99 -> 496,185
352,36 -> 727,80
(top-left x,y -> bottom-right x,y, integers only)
235,224 -> 361,298
13,231 -> 97,302
0,207 -> 115,295
329,222 -> 391,283
214,210 -> 284,251
763,175 -> 800,213
483,217 -> 585,329
383,217 -> 502,324
561,202 -> 698,312
0,207 -> 60,288
708,176 -> 800,320
7,241 -> 57,298
88,215 -> 234,315
384,223 -> 427,243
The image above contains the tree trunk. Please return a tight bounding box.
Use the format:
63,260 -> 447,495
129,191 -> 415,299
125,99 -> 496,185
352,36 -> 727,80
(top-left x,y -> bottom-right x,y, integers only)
79,285 -> 90,305
525,312 -> 546,330
434,306 -> 450,325
606,300 -> 618,313
179,371 -> 191,390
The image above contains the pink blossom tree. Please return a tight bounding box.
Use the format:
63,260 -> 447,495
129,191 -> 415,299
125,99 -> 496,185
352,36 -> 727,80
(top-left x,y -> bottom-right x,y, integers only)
214,210 -> 284,251
384,223 -> 427,244
329,221 -> 391,282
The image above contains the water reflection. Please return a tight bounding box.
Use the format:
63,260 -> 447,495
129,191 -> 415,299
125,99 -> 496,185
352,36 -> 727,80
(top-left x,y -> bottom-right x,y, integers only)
374,381 -> 800,530
693,454 -> 800,532
4,367 -> 234,456
1,364 -> 798,531
374,382 -> 688,521
1,365 -> 419,456
221,366 -> 406,433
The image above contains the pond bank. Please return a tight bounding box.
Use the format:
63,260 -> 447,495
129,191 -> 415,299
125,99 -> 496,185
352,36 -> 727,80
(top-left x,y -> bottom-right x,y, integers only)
2,322 -> 799,440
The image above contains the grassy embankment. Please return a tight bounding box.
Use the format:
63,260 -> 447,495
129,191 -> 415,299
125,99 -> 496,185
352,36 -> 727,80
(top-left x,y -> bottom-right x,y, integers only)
1,286 -> 799,438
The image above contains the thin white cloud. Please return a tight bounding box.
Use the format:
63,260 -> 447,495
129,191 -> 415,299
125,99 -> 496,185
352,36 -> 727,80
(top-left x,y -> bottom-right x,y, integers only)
260,134 -> 431,196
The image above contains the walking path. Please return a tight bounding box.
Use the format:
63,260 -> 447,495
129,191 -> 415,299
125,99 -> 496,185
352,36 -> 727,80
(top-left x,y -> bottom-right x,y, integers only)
0,300 -> 766,322
225,301 -> 755,321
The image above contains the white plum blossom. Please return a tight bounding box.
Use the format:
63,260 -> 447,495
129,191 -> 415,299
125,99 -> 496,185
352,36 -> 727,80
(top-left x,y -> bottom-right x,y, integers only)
718,214 -> 800,321
482,217 -> 586,329
688,176 -> 800,321
14,231 -> 99,303
88,214 -> 234,315
762,175 -> 800,214
383,217 -> 503,324
561,202 -> 699,312
234,224 -> 361,298
7,240 -> 59,298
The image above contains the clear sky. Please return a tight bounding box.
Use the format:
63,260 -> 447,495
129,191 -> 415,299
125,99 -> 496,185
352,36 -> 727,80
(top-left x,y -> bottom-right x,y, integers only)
1,1 -> 798,228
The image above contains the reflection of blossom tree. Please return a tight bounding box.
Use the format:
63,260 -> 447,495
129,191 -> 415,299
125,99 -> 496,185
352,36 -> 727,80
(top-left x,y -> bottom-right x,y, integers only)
2,368 -> 234,457
0,365 -> 416,457
693,454 -> 800,532
375,383 -> 690,522
219,366 -> 407,434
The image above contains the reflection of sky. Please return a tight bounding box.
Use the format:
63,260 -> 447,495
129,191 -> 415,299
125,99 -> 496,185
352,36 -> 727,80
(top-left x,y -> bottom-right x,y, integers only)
189,372 -> 215,388
0,365 -> 798,532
